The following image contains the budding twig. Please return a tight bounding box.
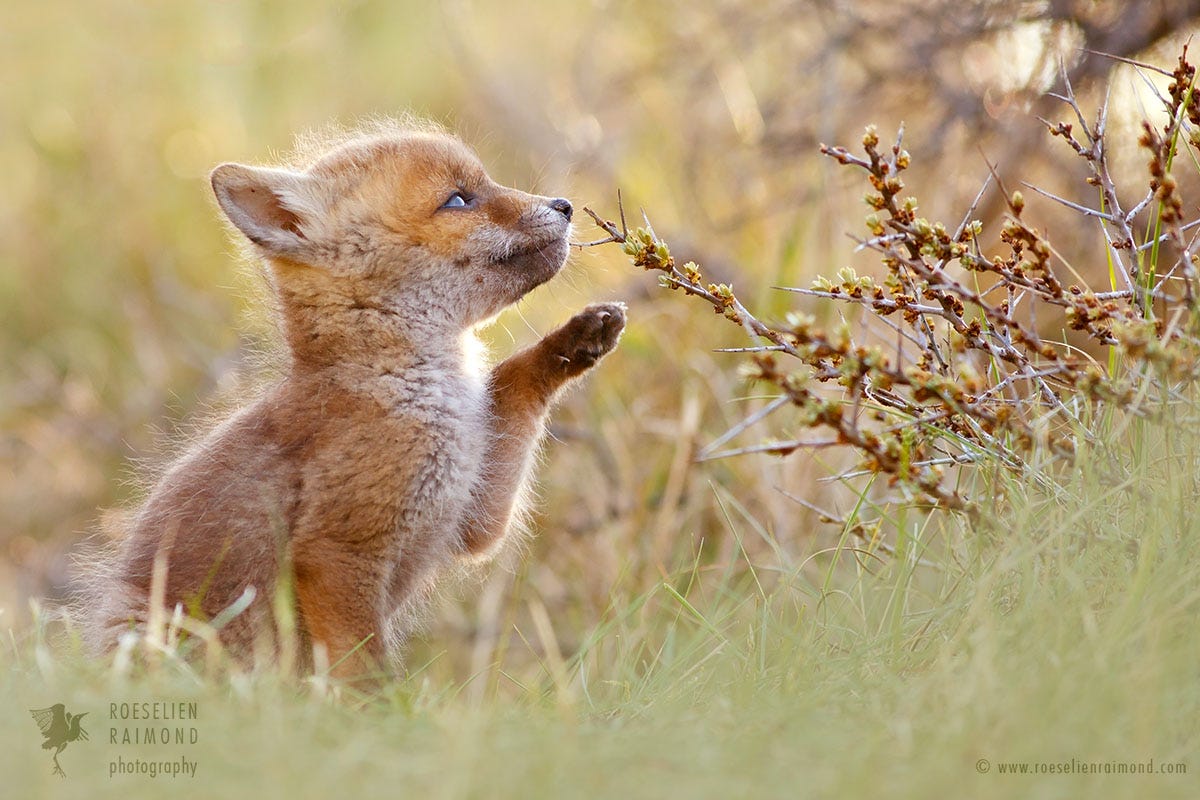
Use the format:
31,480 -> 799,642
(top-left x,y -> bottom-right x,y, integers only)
586,46 -> 1200,526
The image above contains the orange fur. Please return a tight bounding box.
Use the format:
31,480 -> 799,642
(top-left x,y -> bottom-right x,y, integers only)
84,122 -> 625,679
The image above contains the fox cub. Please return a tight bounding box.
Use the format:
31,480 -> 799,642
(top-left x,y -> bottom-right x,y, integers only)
86,122 -> 625,677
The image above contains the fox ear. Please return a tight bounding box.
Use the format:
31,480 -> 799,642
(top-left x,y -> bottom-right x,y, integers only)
210,163 -> 317,258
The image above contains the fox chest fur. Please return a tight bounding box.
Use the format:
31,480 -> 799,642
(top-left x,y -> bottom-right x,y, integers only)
291,356 -> 489,551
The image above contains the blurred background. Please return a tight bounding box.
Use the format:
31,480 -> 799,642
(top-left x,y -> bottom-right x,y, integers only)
3,0 -> 1199,687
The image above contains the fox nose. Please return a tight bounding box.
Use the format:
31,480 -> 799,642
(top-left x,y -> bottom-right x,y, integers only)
549,198 -> 573,222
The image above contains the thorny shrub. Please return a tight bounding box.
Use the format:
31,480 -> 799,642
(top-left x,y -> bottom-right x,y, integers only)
582,49 -> 1200,523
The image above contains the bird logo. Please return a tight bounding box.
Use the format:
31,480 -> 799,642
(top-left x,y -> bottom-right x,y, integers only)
29,703 -> 89,777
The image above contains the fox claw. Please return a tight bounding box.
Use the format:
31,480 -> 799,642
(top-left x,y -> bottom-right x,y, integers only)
546,302 -> 627,377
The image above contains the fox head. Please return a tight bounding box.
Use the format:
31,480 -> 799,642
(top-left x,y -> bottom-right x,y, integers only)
209,127 -> 573,363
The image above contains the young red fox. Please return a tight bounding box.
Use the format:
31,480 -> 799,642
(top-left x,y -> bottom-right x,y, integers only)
84,122 -> 625,677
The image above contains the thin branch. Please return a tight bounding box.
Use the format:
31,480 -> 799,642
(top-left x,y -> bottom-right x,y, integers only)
1021,182 -> 1115,221
699,396 -> 791,459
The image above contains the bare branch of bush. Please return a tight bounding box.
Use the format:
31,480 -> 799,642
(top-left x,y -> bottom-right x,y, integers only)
584,48 -> 1200,519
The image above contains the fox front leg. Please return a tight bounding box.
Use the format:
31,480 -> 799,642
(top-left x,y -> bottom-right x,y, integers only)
458,303 -> 626,556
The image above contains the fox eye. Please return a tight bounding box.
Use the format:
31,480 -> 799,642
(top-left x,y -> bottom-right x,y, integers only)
441,191 -> 471,209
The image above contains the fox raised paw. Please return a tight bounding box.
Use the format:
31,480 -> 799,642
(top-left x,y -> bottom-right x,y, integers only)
541,302 -> 627,381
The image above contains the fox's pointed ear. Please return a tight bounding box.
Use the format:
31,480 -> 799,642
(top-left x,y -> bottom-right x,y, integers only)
210,163 -> 317,258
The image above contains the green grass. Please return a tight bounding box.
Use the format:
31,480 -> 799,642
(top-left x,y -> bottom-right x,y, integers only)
4,420 -> 1199,799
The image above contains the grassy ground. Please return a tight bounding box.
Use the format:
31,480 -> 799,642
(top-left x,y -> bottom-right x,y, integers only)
4,418 -> 1198,798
